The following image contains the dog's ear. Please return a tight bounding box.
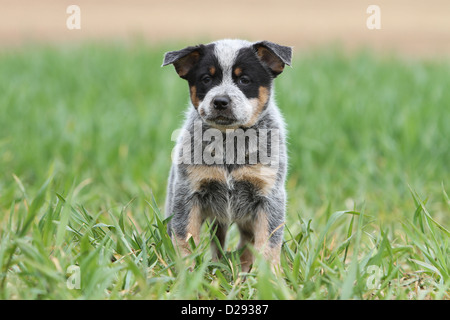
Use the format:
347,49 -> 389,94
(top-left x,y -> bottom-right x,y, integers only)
253,41 -> 292,77
162,45 -> 203,79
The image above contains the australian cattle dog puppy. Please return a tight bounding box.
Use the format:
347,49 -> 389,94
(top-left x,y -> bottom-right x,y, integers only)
163,39 -> 292,272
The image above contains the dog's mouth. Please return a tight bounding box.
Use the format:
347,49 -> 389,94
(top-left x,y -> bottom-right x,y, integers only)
204,115 -> 238,127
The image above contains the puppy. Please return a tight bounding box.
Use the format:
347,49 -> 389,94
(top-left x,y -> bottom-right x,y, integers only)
162,39 -> 292,272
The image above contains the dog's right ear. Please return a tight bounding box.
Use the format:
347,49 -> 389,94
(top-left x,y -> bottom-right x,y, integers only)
162,45 -> 203,79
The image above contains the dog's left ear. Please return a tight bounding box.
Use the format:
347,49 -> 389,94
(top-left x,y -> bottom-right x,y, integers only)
162,45 -> 203,79
253,41 -> 293,77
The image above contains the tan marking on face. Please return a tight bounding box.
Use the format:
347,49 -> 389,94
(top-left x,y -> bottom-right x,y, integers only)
244,86 -> 270,127
234,67 -> 242,77
209,66 -> 216,76
187,165 -> 227,190
231,163 -> 277,195
190,85 -> 200,108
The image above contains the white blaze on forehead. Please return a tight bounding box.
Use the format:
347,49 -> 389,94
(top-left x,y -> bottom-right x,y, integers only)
213,39 -> 252,77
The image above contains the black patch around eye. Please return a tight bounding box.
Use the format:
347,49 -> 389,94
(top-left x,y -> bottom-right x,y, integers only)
201,75 -> 212,85
238,75 -> 251,86
184,44 -> 223,102
232,47 -> 272,99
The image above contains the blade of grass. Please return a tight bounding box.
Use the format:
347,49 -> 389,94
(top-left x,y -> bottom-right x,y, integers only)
409,185 -> 450,237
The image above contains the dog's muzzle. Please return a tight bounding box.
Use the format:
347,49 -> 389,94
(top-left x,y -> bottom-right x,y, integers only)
206,95 -> 237,125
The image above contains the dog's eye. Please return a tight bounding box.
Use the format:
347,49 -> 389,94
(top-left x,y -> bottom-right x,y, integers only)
238,76 -> 251,86
201,75 -> 212,85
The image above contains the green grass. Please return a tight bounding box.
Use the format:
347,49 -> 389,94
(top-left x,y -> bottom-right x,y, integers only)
0,42 -> 449,299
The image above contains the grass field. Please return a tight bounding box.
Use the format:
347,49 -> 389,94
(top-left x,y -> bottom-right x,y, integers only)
0,42 -> 449,299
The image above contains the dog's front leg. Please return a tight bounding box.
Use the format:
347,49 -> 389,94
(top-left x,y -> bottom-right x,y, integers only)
170,202 -> 203,257
237,208 -> 283,273
210,220 -> 228,261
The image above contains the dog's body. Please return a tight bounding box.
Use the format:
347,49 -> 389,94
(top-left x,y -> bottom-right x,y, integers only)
163,39 -> 292,272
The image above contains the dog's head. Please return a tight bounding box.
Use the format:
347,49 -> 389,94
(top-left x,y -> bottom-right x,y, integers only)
162,39 -> 292,129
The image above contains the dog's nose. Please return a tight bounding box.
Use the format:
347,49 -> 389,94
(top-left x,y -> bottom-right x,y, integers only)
212,96 -> 231,110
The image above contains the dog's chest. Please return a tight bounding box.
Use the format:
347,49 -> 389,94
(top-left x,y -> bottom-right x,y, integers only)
187,163 -> 277,189
185,163 -> 278,220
